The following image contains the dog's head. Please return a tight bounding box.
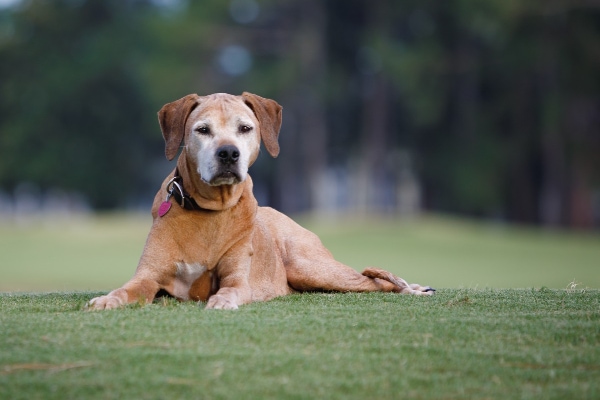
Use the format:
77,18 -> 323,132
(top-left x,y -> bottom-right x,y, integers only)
158,92 -> 282,186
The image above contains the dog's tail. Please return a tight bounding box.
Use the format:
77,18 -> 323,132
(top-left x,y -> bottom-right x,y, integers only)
362,267 -> 435,295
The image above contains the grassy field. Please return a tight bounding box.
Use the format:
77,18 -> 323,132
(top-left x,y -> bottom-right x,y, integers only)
1,214 -> 599,398
0,213 -> 598,291
1,289 -> 599,399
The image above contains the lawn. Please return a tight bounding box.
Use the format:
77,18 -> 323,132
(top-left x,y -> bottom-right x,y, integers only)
1,289 -> 598,399
1,214 -> 599,398
0,213 -> 598,292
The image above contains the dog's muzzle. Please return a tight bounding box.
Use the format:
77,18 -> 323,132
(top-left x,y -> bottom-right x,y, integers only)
208,145 -> 242,185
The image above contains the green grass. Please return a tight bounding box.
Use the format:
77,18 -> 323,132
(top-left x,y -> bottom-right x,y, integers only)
1,289 -> 599,399
1,213 -> 599,292
310,215 -> 600,290
1,215 -> 599,398
0,214 -> 151,292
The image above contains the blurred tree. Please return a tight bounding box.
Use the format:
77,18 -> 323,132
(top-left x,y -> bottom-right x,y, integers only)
0,0 -> 598,227
376,0 -> 600,227
0,0 -> 152,208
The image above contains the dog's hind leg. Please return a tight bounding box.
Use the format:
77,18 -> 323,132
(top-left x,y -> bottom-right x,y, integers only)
361,267 -> 435,295
264,208 -> 434,296
286,257 -> 433,295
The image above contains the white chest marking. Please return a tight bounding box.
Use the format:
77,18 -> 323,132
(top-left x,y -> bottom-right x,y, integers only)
172,262 -> 208,300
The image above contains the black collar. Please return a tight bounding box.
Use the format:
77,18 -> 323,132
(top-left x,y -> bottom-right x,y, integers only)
166,168 -> 204,211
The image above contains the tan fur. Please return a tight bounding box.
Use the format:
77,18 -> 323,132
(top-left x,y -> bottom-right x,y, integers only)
88,92 -> 433,311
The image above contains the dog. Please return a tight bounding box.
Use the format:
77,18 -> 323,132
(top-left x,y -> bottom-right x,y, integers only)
88,92 -> 434,310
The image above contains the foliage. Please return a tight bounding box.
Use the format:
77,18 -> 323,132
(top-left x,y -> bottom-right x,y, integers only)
1,289 -> 599,399
0,1 -> 154,208
0,0 -> 598,226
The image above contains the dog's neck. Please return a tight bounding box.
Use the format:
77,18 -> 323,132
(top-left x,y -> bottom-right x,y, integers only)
176,152 -> 251,211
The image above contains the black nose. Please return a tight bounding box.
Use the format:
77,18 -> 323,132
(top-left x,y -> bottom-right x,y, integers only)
216,145 -> 240,165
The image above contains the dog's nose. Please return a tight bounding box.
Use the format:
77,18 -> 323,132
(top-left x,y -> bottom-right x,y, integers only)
216,145 -> 240,165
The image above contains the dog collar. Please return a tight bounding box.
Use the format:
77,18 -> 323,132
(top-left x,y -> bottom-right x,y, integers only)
159,169 -> 204,217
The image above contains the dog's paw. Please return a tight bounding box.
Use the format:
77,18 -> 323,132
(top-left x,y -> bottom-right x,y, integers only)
86,294 -> 126,310
421,287 -> 436,295
408,284 -> 436,295
205,294 -> 239,310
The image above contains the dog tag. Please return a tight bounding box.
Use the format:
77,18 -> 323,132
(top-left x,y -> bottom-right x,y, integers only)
158,201 -> 171,217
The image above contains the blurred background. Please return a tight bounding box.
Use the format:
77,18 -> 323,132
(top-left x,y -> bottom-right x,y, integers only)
1,0 -> 599,228
1,0 -> 599,292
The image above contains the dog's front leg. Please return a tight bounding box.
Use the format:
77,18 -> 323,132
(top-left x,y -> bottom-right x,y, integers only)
87,277 -> 160,310
205,251 -> 253,310
205,271 -> 253,310
87,228 -> 179,310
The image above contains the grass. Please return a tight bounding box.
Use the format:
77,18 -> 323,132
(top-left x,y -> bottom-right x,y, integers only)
1,213 -> 599,292
0,214 -> 151,292
309,215 -> 600,290
1,214 -> 599,398
1,289 -> 599,399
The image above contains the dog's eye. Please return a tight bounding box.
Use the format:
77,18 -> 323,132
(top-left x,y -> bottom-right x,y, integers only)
195,126 -> 210,135
239,125 -> 253,133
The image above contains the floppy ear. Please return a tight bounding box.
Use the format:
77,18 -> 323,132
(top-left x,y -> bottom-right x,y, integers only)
158,94 -> 200,161
242,92 -> 282,158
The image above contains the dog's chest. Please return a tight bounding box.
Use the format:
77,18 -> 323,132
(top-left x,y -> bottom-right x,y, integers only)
171,262 -> 210,301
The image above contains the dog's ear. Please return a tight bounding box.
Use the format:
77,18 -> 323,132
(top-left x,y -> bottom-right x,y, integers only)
158,94 -> 200,161
242,92 -> 282,158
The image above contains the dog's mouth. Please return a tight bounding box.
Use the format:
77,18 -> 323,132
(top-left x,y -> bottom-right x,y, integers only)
205,170 -> 242,186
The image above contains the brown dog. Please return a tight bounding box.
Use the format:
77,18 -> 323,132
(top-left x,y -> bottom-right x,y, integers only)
88,92 -> 434,310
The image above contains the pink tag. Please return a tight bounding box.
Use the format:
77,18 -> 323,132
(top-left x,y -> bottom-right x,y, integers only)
158,201 -> 171,217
